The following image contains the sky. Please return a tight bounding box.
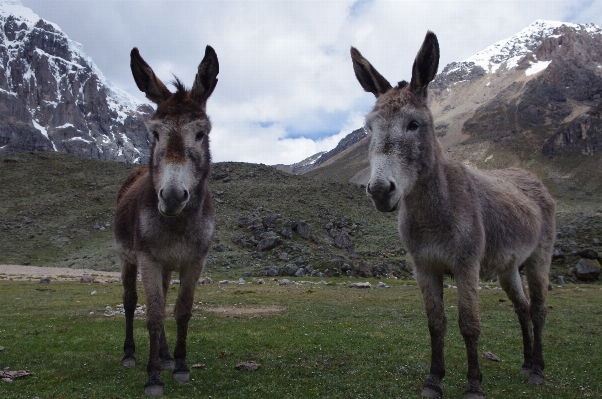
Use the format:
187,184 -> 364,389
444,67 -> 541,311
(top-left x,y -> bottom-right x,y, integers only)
19,0 -> 602,165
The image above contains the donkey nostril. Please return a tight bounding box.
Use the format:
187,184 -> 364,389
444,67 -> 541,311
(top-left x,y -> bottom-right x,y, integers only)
182,189 -> 189,202
159,188 -> 165,200
388,181 -> 396,193
366,183 -> 372,195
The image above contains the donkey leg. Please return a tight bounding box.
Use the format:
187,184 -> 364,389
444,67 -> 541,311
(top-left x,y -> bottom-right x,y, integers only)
141,262 -> 167,397
121,260 -> 138,367
498,269 -> 533,375
456,269 -> 484,399
159,270 -> 175,371
415,269 -> 446,398
171,265 -> 202,383
524,251 -> 550,385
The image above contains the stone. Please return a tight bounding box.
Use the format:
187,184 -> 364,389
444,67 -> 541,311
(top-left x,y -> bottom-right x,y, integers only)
39,278 -> 50,284
280,227 -> 293,239
264,266 -> 280,277
262,215 -> 278,229
257,236 -> 281,251
284,264 -> 299,276
279,279 -> 291,285
333,230 -> 353,250
574,259 -> 601,281
256,279 -> 265,284
219,280 -> 229,284
357,262 -> 373,278
351,282 -> 371,289
576,249 -> 599,260
295,221 -> 311,239
294,268 -> 306,278
278,252 -> 289,261
238,278 -> 246,285
80,275 -> 95,283
557,276 -> 565,285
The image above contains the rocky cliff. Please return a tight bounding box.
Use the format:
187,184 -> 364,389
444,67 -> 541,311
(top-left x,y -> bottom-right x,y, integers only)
0,0 -> 151,163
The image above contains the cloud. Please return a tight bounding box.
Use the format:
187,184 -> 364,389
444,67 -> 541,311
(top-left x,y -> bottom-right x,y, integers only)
20,0 -> 602,165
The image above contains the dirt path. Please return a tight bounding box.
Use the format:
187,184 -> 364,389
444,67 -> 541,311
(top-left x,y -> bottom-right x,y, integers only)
0,264 -> 121,282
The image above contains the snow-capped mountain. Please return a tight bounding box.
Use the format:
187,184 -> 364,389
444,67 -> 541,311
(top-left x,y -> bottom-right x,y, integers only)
308,20 -> 602,201
0,0 -> 152,163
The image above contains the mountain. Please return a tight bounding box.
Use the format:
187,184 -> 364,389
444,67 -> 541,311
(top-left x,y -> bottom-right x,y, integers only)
276,127 -> 367,175
0,0 -> 152,163
307,20 -> 602,203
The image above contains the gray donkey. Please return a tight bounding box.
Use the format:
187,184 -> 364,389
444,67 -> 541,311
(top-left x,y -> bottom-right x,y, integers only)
351,32 -> 555,398
114,46 -> 218,396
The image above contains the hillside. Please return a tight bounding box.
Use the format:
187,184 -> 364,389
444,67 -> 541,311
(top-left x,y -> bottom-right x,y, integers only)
1,152 -> 600,283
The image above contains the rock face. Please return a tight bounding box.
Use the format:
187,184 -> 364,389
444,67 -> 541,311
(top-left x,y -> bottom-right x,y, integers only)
0,1 -> 152,163
574,259 -> 601,281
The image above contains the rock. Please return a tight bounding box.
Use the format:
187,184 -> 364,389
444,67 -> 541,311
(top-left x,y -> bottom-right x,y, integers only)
238,278 -> 246,285
279,279 -> 291,285
171,279 -> 181,285
482,351 -> 501,362
351,282 -> 371,289
90,290 -> 97,295
264,266 -> 280,277
332,230 -> 353,250
284,264 -> 299,276
377,282 -> 389,288
256,279 -> 265,284
294,221 -> 311,239
262,215 -> 278,229
257,236 -> 281,251
574,259 -> 601,281
357,262 -> 373,278
484,285 -> 491,290
576,249 -> 599,260
235,361 -> 260,371
219,280 -> 229,284
280,227 -> 293,239
294,268 -> 306,278
341,264 -> 352,273
80,275 -> 95,283
594,238 -> 600,245
557,276 -> 565,285
39,278 -> 50,284
278,252 -> 289,261
192,364 -> 205,369
198,277 -> 213,284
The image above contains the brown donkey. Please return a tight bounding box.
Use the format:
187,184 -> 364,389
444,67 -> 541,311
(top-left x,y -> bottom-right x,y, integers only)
114,46 -> 218,396
351,32 -> 555,398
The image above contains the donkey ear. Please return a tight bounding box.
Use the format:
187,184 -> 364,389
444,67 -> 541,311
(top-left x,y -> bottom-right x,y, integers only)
350,47 -> 392,97
130,48 -> 172,104
190,45 -> 219,106
409,31 -> 439,98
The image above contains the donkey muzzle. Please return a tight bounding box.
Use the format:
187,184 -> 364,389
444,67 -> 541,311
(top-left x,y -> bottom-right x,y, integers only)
158,185 -> 189,216
367,179 -> 399,212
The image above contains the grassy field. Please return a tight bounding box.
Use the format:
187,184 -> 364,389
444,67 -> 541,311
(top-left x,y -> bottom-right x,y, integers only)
1,278 -> 601,398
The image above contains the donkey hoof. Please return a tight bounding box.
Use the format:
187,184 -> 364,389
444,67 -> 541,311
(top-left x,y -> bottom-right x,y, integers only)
465,392 -> 485,399
122,356 -> 136,368
173,371 -> 190,383
521,367 -> 531,376
161,359 -> 175,371
144,384 -> 164,397
529,372 -> 544,385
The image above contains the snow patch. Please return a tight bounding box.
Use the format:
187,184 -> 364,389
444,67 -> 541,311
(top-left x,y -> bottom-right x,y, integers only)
67,137 -> 93,144
56,123 -> 75,129
525,60 -> 552,76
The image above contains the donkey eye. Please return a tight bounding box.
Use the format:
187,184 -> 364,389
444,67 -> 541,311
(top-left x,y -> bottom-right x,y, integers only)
408,121 -> 419,131
152,131 -> 159,140
195,131 -> 205,141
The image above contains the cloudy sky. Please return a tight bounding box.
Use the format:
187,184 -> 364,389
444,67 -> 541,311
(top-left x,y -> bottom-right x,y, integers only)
20,0 -> 602,164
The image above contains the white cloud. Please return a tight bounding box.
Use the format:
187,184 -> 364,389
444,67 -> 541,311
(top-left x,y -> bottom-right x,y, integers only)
20,0 -> 602,165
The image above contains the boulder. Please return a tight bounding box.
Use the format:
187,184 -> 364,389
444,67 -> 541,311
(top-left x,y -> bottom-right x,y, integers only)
284,264 -> 299,276
257,236 -> 281,251
574,259 -> 601,281
294,221 -> 311,239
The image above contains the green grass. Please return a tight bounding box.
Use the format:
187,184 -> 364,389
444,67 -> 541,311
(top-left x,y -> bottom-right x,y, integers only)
1,279 -> 601,398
